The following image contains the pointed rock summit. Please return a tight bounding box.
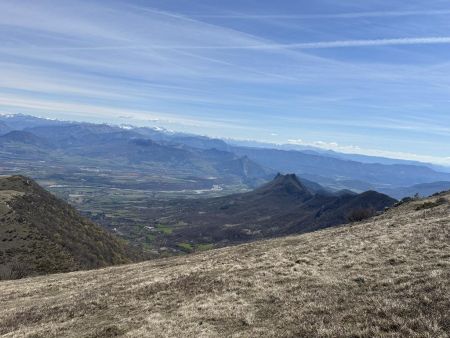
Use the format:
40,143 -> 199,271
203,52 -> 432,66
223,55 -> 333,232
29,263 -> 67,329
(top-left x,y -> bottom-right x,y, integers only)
255,173 -> 313,200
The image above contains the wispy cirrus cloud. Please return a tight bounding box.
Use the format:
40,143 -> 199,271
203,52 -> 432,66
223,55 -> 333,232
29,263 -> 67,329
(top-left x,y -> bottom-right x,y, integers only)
191,9 -> 450,20
4,36 -> 450,51
237,36 -> 450,51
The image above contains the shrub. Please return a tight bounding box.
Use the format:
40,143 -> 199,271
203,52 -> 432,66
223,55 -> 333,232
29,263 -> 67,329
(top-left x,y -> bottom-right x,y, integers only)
177,243 -> 193,252
415,197 -> 448,211
0,260 -> 30,280
394,196 -> 414,207
347,208 -> 376,223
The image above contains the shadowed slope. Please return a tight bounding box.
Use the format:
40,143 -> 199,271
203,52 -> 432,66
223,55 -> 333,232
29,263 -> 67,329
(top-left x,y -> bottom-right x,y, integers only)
0,131 -> 50,148
250,173 -> 314,201
140,174 -> 396,249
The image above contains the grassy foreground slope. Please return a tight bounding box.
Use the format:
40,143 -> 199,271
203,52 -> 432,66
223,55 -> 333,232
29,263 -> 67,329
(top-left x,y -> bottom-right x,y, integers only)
0,192 -> 449,337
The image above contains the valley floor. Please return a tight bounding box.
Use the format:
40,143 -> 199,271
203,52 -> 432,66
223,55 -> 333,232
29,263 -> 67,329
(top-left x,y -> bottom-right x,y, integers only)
0,193 -> 449,337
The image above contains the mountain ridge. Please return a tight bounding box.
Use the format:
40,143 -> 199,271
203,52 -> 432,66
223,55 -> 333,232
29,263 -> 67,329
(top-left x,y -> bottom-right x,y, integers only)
1,114 -> 449,196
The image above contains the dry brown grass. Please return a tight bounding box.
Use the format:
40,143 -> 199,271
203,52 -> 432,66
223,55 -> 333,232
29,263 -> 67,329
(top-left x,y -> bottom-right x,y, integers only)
0,193 -> 449,337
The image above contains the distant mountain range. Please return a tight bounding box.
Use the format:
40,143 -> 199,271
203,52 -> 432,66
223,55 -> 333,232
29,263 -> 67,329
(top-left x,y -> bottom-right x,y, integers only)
228,138 -> 442,168
134,173 -> 396,251
25,124 -> 263,182
1,113 -> 449,199
0,118 -> 272,189
0,176 -> 135,279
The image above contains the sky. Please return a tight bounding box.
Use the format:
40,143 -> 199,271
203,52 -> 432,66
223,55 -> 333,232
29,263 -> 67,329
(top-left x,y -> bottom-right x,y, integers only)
0,0 -> 450,165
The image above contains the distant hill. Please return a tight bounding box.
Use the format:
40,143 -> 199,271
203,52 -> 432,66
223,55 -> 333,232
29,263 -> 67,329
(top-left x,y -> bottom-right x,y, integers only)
0,130 -> 49,147
0,130 -> 51,158
380,181 -> 450,199
0,121 -> 11,136
137,174 -> 396,251
166,135 -> 230,151
0,176 -> 135,279
1,188 -> 447,337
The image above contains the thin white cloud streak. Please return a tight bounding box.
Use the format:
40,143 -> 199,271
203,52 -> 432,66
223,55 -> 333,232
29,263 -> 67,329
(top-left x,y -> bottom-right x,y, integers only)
191,9 -> 450,20
276,37 -> 450,50
3,36 -> 450,51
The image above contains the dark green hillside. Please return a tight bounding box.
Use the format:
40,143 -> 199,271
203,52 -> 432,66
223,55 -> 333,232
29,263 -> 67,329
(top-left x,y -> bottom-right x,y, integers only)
0,176 -> 134,279
135,174 -> 396,252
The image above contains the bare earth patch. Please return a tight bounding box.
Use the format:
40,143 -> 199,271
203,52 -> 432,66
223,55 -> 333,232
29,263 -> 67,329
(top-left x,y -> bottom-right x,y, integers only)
0,193 -> 449,337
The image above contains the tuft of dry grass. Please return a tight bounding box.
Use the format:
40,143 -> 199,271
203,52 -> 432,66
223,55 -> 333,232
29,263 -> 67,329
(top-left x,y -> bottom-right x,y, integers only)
0,193 -> 449,337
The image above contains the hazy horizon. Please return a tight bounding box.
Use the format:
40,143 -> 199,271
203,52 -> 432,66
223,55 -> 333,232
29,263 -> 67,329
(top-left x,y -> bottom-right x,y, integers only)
1,0 -> 449,165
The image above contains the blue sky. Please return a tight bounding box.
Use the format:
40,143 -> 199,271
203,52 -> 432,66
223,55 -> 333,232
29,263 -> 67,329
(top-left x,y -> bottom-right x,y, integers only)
0,0 -> 450,165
